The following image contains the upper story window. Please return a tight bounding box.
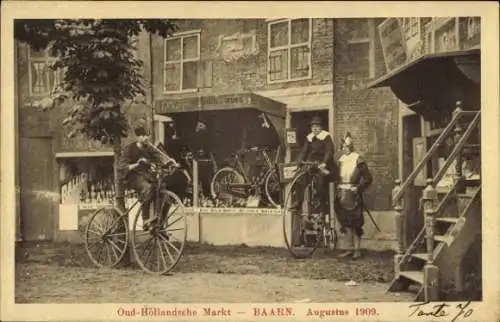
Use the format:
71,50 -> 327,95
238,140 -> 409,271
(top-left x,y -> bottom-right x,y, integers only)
267,18 -> 312,84
400,18 -> 420,40
345,19 -> 375,79
28,46 -> 60,96
163,30 -> 201,93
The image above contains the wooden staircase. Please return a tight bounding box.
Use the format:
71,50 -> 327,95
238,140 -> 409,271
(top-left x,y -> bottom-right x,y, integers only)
388,102 -> 481,301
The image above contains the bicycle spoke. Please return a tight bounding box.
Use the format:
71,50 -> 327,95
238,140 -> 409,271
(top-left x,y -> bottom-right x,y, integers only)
164,204 -> 180,218
108,241 -> 120,263
158,227 -> 184,234
156,239 -> 168,271
104,242 -> 113,265
139,235 -> 155,259
163,214 -> 183,229
106,232 -> 128,238
167,233 -> 184,244
158,235 -> 175,263
108,239 -> 124,256
88,229 -> 104,236
158,233 -> 181,257
86,235 -> 102,241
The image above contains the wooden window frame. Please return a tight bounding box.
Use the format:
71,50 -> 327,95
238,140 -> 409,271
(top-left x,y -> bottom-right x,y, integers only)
28,46 -> 60,97
267,18 -> 313,84
163,30 -> 201,94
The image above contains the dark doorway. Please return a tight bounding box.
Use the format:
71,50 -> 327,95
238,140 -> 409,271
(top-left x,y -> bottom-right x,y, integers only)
19,137 -> 55,241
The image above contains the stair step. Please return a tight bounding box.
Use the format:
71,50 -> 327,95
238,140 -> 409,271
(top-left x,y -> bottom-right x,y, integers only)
457,192 -> 475,199
411,253 -> 428,261
436,217 -> 460,224
400,270 -> 424,284
434,234 -> 454,244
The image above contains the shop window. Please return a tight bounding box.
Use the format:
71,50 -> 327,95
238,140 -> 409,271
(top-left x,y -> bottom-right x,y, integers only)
28,47 -> 61,96
163,31 -> 201,93
345,19 -> 375,79
267,18 -> 312,83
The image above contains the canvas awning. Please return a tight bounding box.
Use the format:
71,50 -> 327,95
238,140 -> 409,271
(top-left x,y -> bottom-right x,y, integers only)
155,93 -> 286,157
155,92 -> 286,117
365,48 -> 480,107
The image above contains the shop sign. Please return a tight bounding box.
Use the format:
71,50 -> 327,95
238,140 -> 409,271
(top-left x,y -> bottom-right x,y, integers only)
278,162 -> 299,184
156,93 -> 253,113
215,30 -> 259,63
188,207 -> 282,215
377,18 -> 408,73
285,128 -> 298,147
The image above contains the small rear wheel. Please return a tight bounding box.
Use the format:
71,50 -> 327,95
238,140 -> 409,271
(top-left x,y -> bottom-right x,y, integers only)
84,206 -> 129,268
264,168 -> 281,208
210,166 -> 246,206
131,190 -> 187,275
282,171 -> 325,259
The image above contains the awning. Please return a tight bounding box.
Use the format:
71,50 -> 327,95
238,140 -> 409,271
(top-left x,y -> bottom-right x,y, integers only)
365,48 -> 480,106
155,93 -> 287,155
155,92 -> 286,118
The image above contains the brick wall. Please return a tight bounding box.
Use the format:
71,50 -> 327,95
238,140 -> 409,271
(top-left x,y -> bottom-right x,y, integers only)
333,19 -> 399,210
16,41 -> 153,152
150,18 -> 334,101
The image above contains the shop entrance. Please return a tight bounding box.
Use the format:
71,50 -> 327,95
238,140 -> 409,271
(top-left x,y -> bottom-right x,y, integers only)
290,109 -> 330,161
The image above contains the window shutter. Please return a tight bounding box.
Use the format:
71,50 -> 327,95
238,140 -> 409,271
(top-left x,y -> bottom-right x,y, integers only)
197,60 -> 213,89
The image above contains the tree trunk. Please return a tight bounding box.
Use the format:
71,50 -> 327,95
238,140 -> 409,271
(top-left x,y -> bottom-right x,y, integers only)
113,136 -> 132,266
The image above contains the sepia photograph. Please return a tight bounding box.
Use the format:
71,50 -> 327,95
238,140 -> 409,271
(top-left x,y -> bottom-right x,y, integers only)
1,2 -> 499,322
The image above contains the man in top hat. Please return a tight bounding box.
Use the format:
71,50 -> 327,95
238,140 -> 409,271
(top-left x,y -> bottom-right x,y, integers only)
292,116 -> 338,214
118,126 -> 179,230
335,133 -> 373,259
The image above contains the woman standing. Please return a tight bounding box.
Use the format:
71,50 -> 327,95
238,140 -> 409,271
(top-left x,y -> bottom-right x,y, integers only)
335,133 -> 373,260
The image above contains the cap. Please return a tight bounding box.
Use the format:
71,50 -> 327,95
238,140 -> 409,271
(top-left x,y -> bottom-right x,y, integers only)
134,126 -> 148,136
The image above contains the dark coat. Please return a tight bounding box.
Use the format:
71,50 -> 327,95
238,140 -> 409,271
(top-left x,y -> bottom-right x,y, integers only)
297,130 -> 338,180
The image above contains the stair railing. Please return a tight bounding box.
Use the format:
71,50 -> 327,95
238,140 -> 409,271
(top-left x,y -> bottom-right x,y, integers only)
396,182 -> 458,267
432,111 -> 480,188
392,100 -> 480,256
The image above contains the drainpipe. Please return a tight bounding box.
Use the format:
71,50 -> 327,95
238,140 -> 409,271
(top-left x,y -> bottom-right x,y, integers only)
148,32 -> 155,143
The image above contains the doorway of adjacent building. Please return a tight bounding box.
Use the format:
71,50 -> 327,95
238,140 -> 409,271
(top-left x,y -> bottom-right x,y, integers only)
290,109 -> 329,161
19,136 -> 55,241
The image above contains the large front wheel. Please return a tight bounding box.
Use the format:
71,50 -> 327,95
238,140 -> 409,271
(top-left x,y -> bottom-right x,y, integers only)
131,190 -> 187,275
282,171 -> 324,259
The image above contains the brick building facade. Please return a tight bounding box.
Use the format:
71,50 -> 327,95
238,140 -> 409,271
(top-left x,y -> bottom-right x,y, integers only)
147,18 -> 398,210
16,18 -> 400,241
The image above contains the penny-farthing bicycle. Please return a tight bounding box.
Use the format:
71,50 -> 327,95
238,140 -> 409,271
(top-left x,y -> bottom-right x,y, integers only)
84,160 -> 187,275
282,161 -> 337,259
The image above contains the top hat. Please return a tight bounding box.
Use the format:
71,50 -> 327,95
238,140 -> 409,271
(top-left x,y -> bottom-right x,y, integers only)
309,116 -> 323,126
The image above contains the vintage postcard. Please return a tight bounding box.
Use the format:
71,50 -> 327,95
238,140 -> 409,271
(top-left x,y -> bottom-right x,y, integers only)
1,1 -> 499,321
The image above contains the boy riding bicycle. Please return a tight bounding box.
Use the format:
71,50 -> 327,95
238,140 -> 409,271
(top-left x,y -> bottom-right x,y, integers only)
118,126 -> 180,230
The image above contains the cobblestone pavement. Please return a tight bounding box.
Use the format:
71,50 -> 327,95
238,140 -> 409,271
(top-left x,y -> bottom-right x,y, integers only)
15,242 -> 414,303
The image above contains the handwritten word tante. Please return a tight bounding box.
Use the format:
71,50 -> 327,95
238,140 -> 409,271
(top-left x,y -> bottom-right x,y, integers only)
253,307 -> 294,317
306,308 -> 349,317
408,301 -> 474,322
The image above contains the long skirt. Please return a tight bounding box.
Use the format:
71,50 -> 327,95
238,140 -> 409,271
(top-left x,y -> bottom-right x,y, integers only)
334,187 -> 364,237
